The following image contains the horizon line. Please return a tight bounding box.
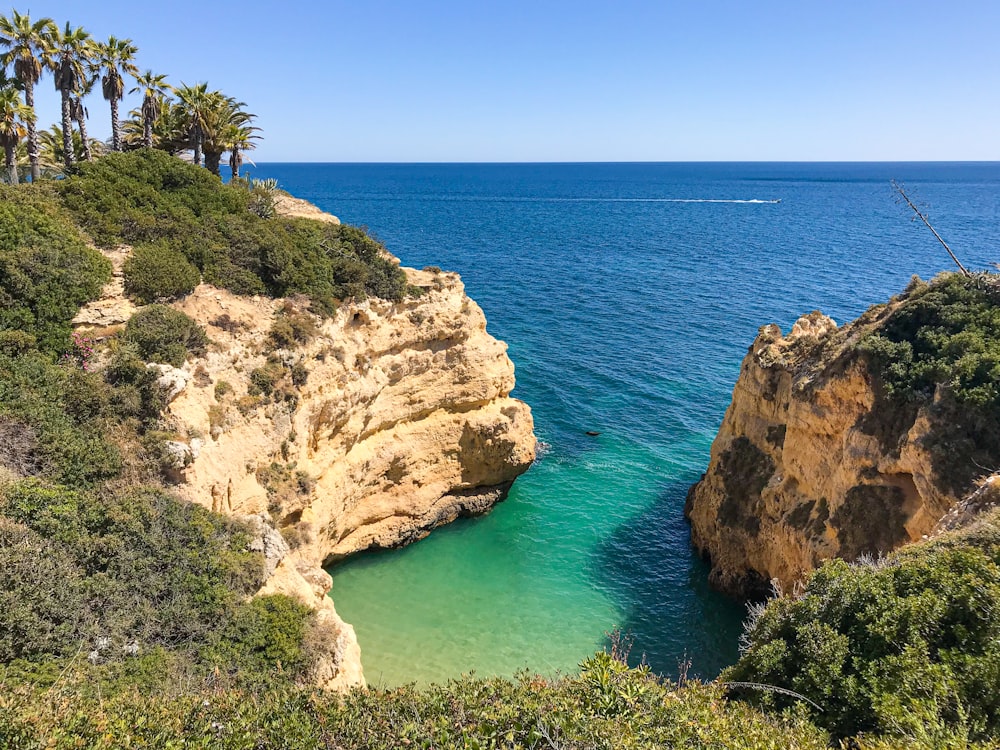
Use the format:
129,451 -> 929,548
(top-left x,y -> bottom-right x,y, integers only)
250,159 -> 1000,166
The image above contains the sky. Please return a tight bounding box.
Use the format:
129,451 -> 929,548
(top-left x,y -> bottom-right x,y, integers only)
16,0 -> 1000,161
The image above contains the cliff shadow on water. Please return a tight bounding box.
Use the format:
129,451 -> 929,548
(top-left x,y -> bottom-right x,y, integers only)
591,478 -> 746,681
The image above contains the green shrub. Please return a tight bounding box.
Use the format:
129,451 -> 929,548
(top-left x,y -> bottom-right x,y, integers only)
56,149 -> 247,248
0,662 -> 834,749
55,151 -> 406,310
0,330 -> 36,357
725,509 -> 1000,742
0,352 -> 122,486
122,305 -> 208,367
860,272 -> 1000,492
0,518 -> 87,660
0,480 -> 265,661
123,242 -> 201,304
248,357 -> 286,397
203,595 -> 312,679
0,185 -> 111,353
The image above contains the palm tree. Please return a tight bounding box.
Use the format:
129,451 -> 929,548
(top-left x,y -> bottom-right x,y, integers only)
122,99 -> 186,153
201,95 -> 256,177
51,22 -> 93,169
95,36 -> 137,152
36,123 -> 101,169
129,69 -> 170,148
0,11 -> 56,181
227,123 -> 260,180
0,82 -> 33,184
174,82 -> 215,166
70,76 -> 96,161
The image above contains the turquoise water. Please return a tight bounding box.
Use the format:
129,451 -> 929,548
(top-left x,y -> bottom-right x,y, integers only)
252,162 -> 1000,686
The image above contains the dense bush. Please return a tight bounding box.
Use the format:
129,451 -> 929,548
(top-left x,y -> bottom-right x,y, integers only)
56,149 -> 248,248
0,352 -> 122,486
122,242 -> 201,304
725,509 -> 1000,743
0,480 -> 265,662
860,272 -> 1000,491
122,305 -> 208,367
203,595 -> 313,679
57,150 -> 407,309
0,185 -> 110,353
0,659 -> 832,750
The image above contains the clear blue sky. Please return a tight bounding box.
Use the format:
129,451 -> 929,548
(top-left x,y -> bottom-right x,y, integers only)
19,1 -> 1000,161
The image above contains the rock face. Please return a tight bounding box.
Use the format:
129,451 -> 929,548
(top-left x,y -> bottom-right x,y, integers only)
70,198 -> 536,690
72,245 -> 136,335
686,309 -> 959,597
157,267 -> 534,688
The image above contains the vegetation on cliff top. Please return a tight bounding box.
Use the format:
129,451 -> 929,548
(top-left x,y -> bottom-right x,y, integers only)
860,272 -> 1000,492
0,147 -> 411,707
62,150 -> 407,309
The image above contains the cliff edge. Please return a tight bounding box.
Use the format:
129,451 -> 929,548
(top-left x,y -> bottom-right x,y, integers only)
74,201 -> 536,689
686,273 -> 1000,596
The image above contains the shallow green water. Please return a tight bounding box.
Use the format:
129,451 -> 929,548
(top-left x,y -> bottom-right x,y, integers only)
331,432 -> 742,687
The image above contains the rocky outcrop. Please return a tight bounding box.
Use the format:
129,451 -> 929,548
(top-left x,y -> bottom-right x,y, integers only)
686,308 -> 960,597
73,199 -> 536,690
72,245 -> 136,335
153,266 -> 534,688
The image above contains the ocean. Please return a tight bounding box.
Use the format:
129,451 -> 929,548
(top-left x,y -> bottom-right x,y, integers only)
249,162 -> 1000,686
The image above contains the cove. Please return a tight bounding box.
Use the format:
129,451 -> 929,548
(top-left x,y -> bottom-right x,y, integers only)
250,161 -> 1000,685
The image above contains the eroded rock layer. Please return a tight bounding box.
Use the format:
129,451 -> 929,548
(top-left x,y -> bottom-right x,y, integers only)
161,269 -> 533,687
75,210 -> 536,690
685,309 -> 957,597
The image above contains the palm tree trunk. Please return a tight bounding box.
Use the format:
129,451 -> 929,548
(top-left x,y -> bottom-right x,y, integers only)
230,147 -> 241,180
143,112 -> 153,148
75,99 -> 92,161
110,96 -> 121,152
4,143 -> 16,185
192,125 -> 202,166
205,149 -> 221,176
24,81 -> 39,181
60,89 -> 75,168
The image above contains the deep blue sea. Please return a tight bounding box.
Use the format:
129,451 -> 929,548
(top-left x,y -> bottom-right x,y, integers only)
249,162 -> 1000,686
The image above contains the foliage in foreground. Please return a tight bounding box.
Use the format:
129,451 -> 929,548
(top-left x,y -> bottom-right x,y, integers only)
0,480 -> 263,659
0,655 -> 832,750
726,507 -> 1000,743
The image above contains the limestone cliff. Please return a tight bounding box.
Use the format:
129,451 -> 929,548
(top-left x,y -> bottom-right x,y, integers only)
685,305 -> 961,597
74,204 -> 535,690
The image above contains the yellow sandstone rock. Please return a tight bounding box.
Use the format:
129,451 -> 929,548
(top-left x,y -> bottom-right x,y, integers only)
75,200 -> 536,689
686,308 -> 957,597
